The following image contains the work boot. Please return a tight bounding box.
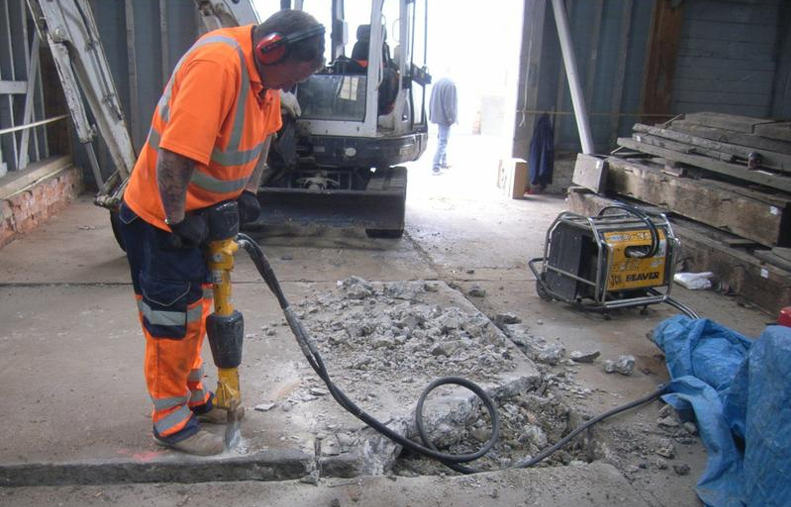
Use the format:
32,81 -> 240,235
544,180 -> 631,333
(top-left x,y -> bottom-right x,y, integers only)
154,428 -> 224,456
198,405 -> 246,424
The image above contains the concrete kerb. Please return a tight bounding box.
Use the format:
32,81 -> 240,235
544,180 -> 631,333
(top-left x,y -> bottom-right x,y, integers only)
0,449 -> 313,487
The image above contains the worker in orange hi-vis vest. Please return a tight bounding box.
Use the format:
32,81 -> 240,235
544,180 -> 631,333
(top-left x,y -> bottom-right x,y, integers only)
118,10 -> 325,456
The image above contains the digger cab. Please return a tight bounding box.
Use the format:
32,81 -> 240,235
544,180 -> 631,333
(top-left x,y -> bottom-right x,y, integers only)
260,0 -> 431,237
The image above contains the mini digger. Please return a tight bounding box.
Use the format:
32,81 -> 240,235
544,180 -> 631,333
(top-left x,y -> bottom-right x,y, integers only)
28,0 -> 430,243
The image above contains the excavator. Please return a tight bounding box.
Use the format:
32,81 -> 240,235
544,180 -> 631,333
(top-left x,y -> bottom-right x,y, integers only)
26,0 -> 430,242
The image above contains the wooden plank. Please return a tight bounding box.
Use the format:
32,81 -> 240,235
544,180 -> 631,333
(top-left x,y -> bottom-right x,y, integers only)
617,137 -> 791,193
773,247 -> 791,263
683,112 -> 775,133
721,238 -> 762,249
632,133 -> 741,163
641,0 -> 684,121
668,119 -> 791,155
754,122 -> 791,143
0,155 -> 72,200
566,190 -> 791,316
673,220 -> 791,315
753,250 -> 791,272
606,156 -> 791,247
634,123 -> 791,173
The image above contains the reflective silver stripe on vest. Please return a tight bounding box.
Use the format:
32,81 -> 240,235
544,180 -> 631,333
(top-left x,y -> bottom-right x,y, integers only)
157,35 -> 244,123
210,141 -> 264,166
138,300 -> 203,327
151,395 -> 190,412
188,366 -> 205,383
190,389 -> 208,404
154,404 -> 193,435
202,286 -> 214,300
147,126 -> 258,189
190,170 -> 249,194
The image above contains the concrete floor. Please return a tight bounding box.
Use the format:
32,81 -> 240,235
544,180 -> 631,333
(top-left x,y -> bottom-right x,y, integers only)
0,134 -> 770,506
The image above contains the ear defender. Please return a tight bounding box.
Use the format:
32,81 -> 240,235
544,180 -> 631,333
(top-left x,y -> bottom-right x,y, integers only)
256,33 -> 288,65
255,24 -> 326,66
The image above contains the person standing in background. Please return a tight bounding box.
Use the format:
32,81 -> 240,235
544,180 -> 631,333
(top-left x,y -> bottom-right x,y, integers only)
429,76 -> 457,175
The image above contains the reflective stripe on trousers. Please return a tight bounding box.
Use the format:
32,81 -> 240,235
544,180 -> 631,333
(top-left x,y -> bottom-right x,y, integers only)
139,291 -> 213,438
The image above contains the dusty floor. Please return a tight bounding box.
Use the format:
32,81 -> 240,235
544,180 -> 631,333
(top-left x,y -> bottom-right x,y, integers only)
0,134 -> 771,506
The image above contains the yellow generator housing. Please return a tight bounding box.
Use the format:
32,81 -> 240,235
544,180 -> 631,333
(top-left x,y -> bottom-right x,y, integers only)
529,205 -> 680,315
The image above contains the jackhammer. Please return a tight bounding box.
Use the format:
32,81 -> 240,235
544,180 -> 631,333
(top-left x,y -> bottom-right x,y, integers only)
202,201 -> 245,447
199,200 -> 670,473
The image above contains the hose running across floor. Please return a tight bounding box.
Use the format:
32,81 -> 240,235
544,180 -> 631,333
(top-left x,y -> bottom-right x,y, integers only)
237,233 -> 673,474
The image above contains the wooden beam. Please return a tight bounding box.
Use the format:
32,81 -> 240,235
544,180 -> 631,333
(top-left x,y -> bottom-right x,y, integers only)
684,112 -> 774,133
754,122 -> 791,143
641,0 -> 684,122
606,156 -> 791,247
668,119 -> 791,155
617,137 -> 791,193
633,123 -> 791,173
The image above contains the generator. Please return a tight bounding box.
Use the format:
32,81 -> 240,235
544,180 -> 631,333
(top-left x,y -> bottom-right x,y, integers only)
528,205 -> 681,315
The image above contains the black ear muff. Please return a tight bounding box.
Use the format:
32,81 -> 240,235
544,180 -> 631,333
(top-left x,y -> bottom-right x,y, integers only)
256,32 -> 287,65
255,24 -> 326,66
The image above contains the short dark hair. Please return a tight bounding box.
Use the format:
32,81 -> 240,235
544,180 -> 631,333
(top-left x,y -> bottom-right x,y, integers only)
258,10 -> 325,66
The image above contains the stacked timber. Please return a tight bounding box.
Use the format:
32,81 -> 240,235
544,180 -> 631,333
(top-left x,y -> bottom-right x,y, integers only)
618,112 -> 791,195
570,112 -> 791,315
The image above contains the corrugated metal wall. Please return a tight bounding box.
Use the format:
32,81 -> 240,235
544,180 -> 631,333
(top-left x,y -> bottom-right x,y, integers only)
513,0 -> 790,160
81,0 -> 200,183
671,0 -> 779,118
513,0 -> 655,158
771,0 -> 791,119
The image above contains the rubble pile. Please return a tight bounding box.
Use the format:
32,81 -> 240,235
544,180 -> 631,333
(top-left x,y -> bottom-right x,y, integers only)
294,277 -> 518,388
393,381 -> 592,476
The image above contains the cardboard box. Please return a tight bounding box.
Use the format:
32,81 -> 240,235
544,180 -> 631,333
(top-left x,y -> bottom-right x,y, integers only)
497,158 -> 529,199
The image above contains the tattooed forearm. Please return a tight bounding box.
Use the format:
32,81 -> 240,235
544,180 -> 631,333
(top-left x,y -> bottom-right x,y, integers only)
157,148 -> 195,223
244,136 -> 273,193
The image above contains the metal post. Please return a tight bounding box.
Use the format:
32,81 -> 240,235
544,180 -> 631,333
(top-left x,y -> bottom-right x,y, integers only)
550,0 -> 594,154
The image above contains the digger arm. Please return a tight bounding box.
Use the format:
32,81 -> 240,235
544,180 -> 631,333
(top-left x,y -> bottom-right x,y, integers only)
193,0 -> 260,31
26,0 -> 137,210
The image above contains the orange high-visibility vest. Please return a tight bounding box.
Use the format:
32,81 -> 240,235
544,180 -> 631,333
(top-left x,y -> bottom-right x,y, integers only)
124,25 -> 282,230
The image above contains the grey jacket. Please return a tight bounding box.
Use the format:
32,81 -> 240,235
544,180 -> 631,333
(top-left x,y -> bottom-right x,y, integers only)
429,77 -> 457,126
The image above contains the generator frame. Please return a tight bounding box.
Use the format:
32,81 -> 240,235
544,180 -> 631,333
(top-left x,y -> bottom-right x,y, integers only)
528,208 -> 681,313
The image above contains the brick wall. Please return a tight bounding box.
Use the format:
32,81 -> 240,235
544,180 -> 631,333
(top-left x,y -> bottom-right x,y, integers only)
0,165 -> 83,248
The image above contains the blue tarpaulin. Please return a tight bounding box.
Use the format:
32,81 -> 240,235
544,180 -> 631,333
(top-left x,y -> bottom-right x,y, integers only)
652,316 -> 791,507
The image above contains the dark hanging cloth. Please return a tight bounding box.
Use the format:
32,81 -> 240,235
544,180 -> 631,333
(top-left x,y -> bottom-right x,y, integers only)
528,114 -> 554,189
